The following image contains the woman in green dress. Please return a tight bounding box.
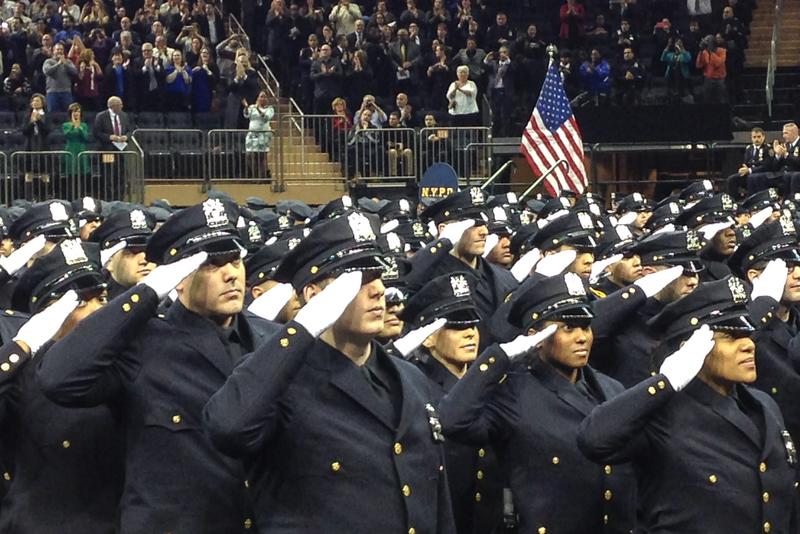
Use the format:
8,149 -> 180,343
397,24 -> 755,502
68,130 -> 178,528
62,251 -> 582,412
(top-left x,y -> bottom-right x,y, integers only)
63,102 -> 90,187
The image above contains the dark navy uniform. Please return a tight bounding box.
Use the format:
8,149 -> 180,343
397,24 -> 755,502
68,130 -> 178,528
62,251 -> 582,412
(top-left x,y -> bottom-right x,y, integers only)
727,141 -> 773,196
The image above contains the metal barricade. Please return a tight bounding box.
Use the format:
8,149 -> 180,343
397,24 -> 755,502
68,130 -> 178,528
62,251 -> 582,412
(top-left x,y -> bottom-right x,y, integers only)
351,127 -> 417,185
279,114 -> 347,185
133,128 -> 206,181
207,129 -> 276,185
418,127 -> 491,186
74,149 -> 144,202
132,129 -> 175,180
8,151 -> 72,202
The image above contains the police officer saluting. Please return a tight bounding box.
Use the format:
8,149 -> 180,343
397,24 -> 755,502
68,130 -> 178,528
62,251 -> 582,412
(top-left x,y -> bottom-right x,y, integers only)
579,276 -> 798,533
37,198 -> 258,533
203,210 -> 457,534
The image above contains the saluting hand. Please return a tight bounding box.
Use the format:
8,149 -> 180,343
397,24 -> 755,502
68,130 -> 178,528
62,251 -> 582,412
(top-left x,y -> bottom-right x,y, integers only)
481,233 -> 499,258
499,323 -> 558,360
294,270 -> 363,337
659,325 -> 714,391
534,249 -> 576,277
634,265 -> 683,298
751,258 -> 787,303
589,253 -> 622,284
510,247 -> 541,282
139,251 -> 208,299
393,318 -> 447,357
14,290 -> 80,356
438,218 -> 474,245
0,234 -> 47,276
248,282 -> 295,322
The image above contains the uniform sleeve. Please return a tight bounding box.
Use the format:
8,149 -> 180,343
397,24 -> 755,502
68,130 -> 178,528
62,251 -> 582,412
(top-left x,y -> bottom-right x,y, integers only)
203,320 -> 316,458
438,345 -> 517,446
0,342 -> 31,425
578,374 -> 674,464
36,285 -> 158,407
404,237 -> 454,290
590,284 -> 647,340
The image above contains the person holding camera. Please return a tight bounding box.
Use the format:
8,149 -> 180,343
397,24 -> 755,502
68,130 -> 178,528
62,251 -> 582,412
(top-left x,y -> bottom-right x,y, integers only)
661,37 -> 692,104
696,34 -> 727,104
75,48 -> 104,111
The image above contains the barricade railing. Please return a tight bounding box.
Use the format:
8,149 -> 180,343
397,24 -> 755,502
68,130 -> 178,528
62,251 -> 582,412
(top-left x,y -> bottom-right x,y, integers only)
206,128 -> 276,185
75,149 -> 144,202
350,127 -> 417,185
132,128 -> 206,181
418,126 -> 491,186
279,114 -> 348,185
7,150 -> 69,202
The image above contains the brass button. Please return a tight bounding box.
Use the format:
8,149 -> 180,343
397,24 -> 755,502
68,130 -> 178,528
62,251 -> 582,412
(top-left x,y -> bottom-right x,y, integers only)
280,338 -> 289,347
763,492 -> 770,503
764,521 -> 771,532
408,529 -> 416,534
474,492 -> 481,502
604,490 -> 612,501
172,415 -> 181,424
287,327 -> 297,335
478,448 -> 486,458
690,317 -> 699,325
647,386 -> 657,396
551,456 -> 560,465
169,248 -> 177,256
650,371 -> 657,377
310,266 -> 319,274
488,357 -> 496,364
122,303 -> 131,312
479,364 -> 489,372
394,442 -> 403,455
708,474 -> 718,484
760,462 -> 767,473
621,293 -> 629,300
0,363 -> 9,372
538,528 -> 547,534
62,440 -> 71,448
604,465 -> 612,475
131,294 -> 140,303
628,287 -> 635,294
244,518 -> 252,529
657,380 -> 666,390
603,514 -> 609,524
331,462 -> 341,472
771,387 -> 778,394
402,484 -> 411,497
244,480 -> 250,488
2,472 -> 10,481
476,470 -> 484,479
430,247 -> 437,253
8,354 -> 19,364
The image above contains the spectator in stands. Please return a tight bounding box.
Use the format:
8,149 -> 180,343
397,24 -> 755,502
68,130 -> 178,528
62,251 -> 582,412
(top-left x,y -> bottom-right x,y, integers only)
329,0 -> 362,37
243,90 -> 275,179
154,35 -> 175,67
407,22 -> 427,51
434,23 -> 455,54
331,96 -> 352,165
66,34 -> 87,66
54,16 -> 81,47
89,28 -> 116,69
164,50 -> 192,111
224,53 -> 259,128
368,0 -> 396,26
485,11 -> 516,52
682,19 -> 703,73
661,37 -> 693,103
687,0 -> 713,30
615,47 -> 646,105
63,102 -> 89,178
94,95 -> 131,151
310,43 -> 343,115
133,43 -> 164,112
515,24 -> 547,109
453,37 -> 485,86
347,107 -> 381,178
426,43 -> 452,111
579,48 -> 611,105
559,0 -> 585,50
75,49 -> 103,111
191,48 -> 219,113
652,18 -> 678,75
720,6 -> 745,103
385,111 -> 414,177
117,31 -> 141,62
420,112 -> 450,167
614,19 -> 638,54
298,33 -> 320,111
695,34 -> 727,104
199,3 -> 224,47
458,18 -> 484,51
3,63 -> 31,111
394,92 -> 416,128
185,36 -> 205,67
447,64 -> 479,127
31,33 -> 54,94
216,33 -> 247,83
559,50 -> 581,100
265,0 -> 290,80
347,18 -> 367,52
344,50 -> 373,111
21,93 -> 51,188
399,0 -> 425,30
585,13 -> 611,49
484,45 -> 515,136
80,0 -> 109,32
356,94 -> 387,129
389,28 -> 421,99
112,16 -> 139,45
43,42 -> 77,112
7,16 -> 29,73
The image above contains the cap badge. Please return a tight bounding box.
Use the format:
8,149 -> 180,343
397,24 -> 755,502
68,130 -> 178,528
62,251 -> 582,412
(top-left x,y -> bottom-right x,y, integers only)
202,198 -> 228,229
386,232 -> 402,252
378,256 -> 399,279
129,209 -> 148,230
450,274 -> 471,298
578,212 -> 594,230
565,272 -> 586,296
82,197 -> 96,212
247,222 -> 262,242
702,179 -> 713,190
632,193 -> 643,202
347,211 -> 376,243
49,202 -> 69,222
61,239 -> 88,265
287,237 -> 301,250
721,194 -> 734,211
399,199 -> 410,212
278,215 -> 291,230
728,277 -> 748,304
469,187 -> 485,206
686,230 -> 702,251
492,206 -> 507,221
412,222 -> 425,237
507,192 -> 518,204
559,197 -> 571,208
768,188 -> 779,200
669,202 -> 680,215
779,214 -> 796,236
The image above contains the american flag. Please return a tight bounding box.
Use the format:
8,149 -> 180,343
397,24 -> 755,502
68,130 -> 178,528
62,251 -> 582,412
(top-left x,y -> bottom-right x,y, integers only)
520,61 -> 587,196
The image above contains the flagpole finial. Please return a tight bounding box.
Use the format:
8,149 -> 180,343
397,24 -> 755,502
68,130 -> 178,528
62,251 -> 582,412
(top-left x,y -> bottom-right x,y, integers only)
546,44 -> 558,61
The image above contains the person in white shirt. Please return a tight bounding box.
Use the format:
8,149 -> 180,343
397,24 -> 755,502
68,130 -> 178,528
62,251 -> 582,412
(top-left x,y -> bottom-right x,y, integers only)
446,64 -> 479,126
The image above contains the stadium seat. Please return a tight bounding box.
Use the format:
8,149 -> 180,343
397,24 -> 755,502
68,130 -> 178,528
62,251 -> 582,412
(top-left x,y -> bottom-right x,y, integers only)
170,130 -> 205,179
193,112 -> 223,131
134,112 -> 166,129
0,111 -> 17,129
47,129 -> 66,148
133,130 -> 172,178
166,112 -> 193,129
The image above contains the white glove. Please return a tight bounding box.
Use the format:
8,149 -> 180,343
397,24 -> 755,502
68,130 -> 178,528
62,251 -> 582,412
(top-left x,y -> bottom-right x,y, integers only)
537,209 -> 568,229
295,270 -> 363,337
617,211 -> 638,226
393,318 -> 447,357
0,235 -> 46,276
248,282 -> 294,321
438,219 -> 474,245
139,251 -> 208,299
751,258 -> 787,302
481,234 -> 499,258
589,253 -> 622,284
100,240 -> 127,268
499,324 -> 558,360
14,290 -> 80,355
698,221 -> 732,241
535,249 -> 576,277
633,265 -> 683,298
653,223 -> 675,235
510,247 -> 541,282
748,206 -> 774,229
659,324 -> 715,391
380,219 -> 400,234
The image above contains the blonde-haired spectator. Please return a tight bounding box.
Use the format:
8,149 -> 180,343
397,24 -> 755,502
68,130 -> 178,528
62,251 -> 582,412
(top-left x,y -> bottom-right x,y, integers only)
446,65 -> 479,126
329,0 -> 362,36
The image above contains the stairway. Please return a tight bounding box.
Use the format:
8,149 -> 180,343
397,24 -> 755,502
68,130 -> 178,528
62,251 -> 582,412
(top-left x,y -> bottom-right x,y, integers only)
746,1 -> 800,68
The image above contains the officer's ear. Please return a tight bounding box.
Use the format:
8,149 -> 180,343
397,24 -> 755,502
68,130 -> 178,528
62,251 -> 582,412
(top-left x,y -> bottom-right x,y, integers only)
436,222 -> 446,235
745,269 -> 760,283
251,284 -> 264,300
640,265 -> 657,276
527,327 -> 537,336
422,328 -> 439,349
302,277 -> 334,305
175,270 -> 196,295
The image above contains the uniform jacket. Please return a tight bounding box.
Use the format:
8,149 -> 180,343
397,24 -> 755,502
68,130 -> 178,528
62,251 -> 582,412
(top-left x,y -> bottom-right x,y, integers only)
743,143 -> 773,174
773,139 -> 800,173
203,321 -> 457,534
410,350 -> 503,534
36,286 -> 256,534
0,341 -> 123,534
579,375 -> 799,534
439,347 -> 636,534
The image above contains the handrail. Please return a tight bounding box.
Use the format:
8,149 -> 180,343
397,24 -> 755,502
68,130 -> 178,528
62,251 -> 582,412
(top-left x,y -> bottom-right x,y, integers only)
519,159 -> 569,200
765,0 -> 783,117
480,160 -> 513,190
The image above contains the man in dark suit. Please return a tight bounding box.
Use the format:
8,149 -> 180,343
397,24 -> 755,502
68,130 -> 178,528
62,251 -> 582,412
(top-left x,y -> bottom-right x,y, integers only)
483,45 -> 515,136
203,211 -> 457,534
389,28 -> 422,97
37,199 -> 261,534
132,42 -> 166,112
727,127 -> 773,197
346,18 -> 367,52
93,96 -> 133,200
309,44 -> 343,114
